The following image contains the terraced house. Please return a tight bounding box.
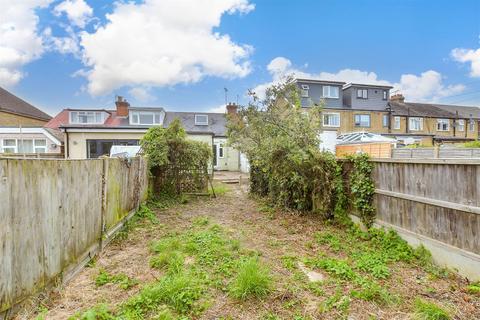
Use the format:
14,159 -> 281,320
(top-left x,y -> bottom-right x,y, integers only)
47,97 -> 242,171
297,78 -> 480,146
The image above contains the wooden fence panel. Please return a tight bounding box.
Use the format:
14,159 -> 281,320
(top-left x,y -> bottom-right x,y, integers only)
0,157 -> 148,315
371,159 -> 480,272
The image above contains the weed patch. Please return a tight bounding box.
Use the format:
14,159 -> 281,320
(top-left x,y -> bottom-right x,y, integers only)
95,269 -> 138,290
229,257 -> 272,299
414,298 -> 450,320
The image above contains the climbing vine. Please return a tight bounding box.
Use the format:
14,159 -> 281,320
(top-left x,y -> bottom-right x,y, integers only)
348,153 -> 376,228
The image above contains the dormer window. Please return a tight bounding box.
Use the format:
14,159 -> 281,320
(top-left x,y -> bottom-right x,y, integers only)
322,86 -> 339,98
357,89 -> 368,99
70,111 -> 106,124
195,114 -> 208,125
301,84 -> 309,97
130,111 -> 163,125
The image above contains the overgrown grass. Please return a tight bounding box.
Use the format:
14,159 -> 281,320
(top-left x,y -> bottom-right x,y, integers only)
467,282 -> 480,295
95,269 -> 138,290
229,257 -> 272,299
414,298 -> 450,320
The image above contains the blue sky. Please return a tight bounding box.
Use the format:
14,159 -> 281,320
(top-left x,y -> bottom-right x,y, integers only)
1,0 -> 480,116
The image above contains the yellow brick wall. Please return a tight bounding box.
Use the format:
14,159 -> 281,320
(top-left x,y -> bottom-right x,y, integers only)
323,110 -> 478,141
0,111 -> 48,126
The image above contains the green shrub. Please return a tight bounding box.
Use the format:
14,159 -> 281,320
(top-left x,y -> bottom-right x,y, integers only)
348,153 -> 376,228
230,257 -> 272,299
68,304 -> 116,320
414,298 -> 450,320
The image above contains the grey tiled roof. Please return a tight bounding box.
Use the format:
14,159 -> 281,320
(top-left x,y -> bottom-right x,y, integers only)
390,101 -> 480,119
0,86 -> 51,121
163,112 -> 227,136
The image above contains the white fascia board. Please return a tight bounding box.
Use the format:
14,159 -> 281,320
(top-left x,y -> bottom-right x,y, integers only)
63,128 -> 149,133
0,127 -> 62,145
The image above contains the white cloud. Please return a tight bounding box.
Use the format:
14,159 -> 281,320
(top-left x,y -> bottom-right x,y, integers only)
129,87 -> 155,102
254,57 -> 465,102
78,0 -> 254,96
43,26 -> 81,56
451,47 -> 480,78
53,0 -> 93,28
0,0 -> 53,87
394,70 -> 465,101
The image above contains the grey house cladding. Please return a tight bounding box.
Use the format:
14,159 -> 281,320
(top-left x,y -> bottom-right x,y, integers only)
342,84 -> 392,111
296,79 -> 345,108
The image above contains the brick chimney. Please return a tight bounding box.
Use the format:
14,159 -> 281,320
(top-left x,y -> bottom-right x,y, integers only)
390,93 -> 405,103
115,96 -> 130,117
226,102 -> 238,115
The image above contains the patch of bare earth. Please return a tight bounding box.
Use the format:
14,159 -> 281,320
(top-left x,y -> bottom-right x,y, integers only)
20,182 -> 480,319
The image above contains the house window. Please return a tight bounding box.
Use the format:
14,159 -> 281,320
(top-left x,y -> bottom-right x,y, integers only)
323,113 -> 340,127
34,139 -> 47,153
382,114 -> 389,127
457,119 -> 465,132
394,116 -> 401,130
130,111 -> 162,125
195,114 -> 208,125
436,119 -> 450,131
301,84 -> 309,98
218,144 -> 224,158
469,120 -> 476,132
409,117 -> 423,131
383,90 -> 388,100
356,89 -> 368,99
70,111 -> 106,124
354,114 -> 371,127
2,139 -> 17,153
322,86 -> 339,99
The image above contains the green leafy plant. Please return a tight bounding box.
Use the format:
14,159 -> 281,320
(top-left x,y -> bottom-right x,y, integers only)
414,298 -> 450,320
306,257 -> 356,281
229,257 -> 272,299
348,153 -> 376,228
95,269 -> 138,290
466,282 -> 480,295
68,304 -> 116,320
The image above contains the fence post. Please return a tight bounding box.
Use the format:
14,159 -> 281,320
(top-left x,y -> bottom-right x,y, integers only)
100,158 -> 108,249
434,145 -> 440,158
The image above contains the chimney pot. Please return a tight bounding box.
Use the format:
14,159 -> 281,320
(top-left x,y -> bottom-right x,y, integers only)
226,102 -> 238,115
115,96 -> 130,117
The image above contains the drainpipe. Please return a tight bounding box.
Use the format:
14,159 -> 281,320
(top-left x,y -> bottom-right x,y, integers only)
65,129 -> 69,159
453,111 -> 458,137
386,103 -> 392,133
406,108 -> 410,134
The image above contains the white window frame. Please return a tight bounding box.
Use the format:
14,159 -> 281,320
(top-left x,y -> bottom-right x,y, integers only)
409,117 -> 424,131
469,120 -> 476,132
322,86 -> 339,99
457,119 -> 465,132
70,111 -> 106,124
129,111 -> 162,125
393,116 -> 401,130
301,84 -> 309,98
383,90 -> 388,100
436,119 -> 450,131
354,114 -> 371,127
1,139 -> 17,153
34,139 -> 47,153
357,89 -> 368,99
322,112 -> 340,128
195,114 -> 209,125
